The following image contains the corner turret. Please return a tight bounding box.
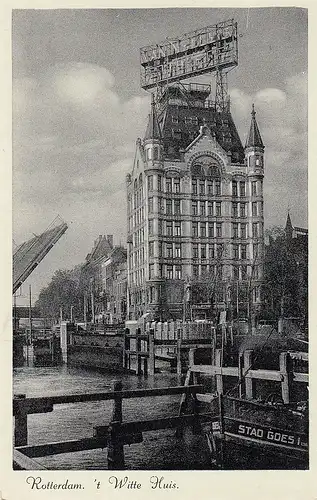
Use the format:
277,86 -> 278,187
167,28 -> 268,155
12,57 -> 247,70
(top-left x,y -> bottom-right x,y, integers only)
144,94 -> 163,164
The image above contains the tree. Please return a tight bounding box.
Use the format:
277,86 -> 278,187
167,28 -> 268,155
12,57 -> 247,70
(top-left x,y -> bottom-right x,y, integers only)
35,265 -> 85,322
263,226 -> 307,323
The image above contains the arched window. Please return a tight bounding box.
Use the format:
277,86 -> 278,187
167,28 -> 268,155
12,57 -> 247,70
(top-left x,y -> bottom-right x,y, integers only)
138,173 -> 143,187
134,179 -> 138,190
191,163 -> 204,178
207,165 -> 221,178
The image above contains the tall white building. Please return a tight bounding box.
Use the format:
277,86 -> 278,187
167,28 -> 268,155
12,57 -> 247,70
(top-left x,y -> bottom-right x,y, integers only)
126,86 -> 264,321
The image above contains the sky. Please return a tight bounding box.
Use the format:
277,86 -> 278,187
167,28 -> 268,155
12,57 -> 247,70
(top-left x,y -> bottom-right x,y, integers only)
12,7 -> 308,305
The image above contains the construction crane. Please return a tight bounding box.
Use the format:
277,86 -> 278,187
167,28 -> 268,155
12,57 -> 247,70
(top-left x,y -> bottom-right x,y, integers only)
13,216 -> 68,294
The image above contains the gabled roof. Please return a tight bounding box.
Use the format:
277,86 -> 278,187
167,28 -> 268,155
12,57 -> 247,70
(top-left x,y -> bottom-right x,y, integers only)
144,94 -> 162,141
245,104 -> 264,148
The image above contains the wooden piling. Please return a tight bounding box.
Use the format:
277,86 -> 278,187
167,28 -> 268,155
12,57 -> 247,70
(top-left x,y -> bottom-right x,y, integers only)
136,328 -> 142,375
215,349 -> 223,394
176,329 -> 182,375
107,380 -> 124,469
14,394 -> 28,447
123,329 -> 130,369
148,329 -> 155,376
280,352 -> 292,404
244,350 -> 254,399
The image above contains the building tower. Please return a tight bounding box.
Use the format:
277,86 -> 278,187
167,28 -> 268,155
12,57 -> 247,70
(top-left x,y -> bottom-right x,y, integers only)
127,20 -> 265,321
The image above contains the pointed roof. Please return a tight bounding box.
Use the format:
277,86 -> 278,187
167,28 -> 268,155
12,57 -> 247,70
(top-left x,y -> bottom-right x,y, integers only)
285,211 -> 293,241
144,94 -> 162,141
245,104 -> 264,148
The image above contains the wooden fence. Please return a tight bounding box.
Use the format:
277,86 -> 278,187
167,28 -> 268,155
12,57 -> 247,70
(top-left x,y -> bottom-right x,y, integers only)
123,321 -> 225,375
13,382 -> 217,470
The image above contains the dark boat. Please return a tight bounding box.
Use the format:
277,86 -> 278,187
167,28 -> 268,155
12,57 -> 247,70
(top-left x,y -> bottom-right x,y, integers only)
206,394 -> 308,469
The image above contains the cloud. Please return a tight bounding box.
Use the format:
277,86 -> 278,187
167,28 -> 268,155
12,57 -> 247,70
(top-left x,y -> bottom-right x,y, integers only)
13,65 -> 307,301
230,71 -> 307,228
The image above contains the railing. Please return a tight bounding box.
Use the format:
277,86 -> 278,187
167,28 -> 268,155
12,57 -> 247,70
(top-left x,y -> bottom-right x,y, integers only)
13,382 -> 214,470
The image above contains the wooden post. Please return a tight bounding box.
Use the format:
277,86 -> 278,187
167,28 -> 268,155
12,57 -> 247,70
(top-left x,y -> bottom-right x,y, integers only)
123,329 -> 130,369
218,393 -> 225,469
238,353 -> 244,398
143,356 -> 148,377
136,328 -> 142,375
244,349 -> 254,399
176,329 -> 182,375
107,380 -> 124,469
280,352 -> 292,404
14,394 -> 28,447
215,349 -> 223,394
148,329 -> 155,376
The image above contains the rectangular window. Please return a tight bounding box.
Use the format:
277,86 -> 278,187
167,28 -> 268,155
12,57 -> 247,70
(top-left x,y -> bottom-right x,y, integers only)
159,264 -> 164,278
149,264 -> 154,279
200,201 -> 206,216
166,243 -> 173,258
241,265 -> 247,280
166,199 -> 172,215
207,182 -> 213,195
216,202 -> 221,216
232,180 -> 238,197
208,223 -> 214,238
201,244 -> 206,259
193,244 -> 199,258
241,245 -> 247,260
216,223 -> 222,237
149,220 -> 153,236
252,181 -> 257,196
193,265 -> 199,278
166,178 -> 172,192
175,243 -> 181,258
174,199 -> 181,215
157,175 -> 162,192
233,266 -> 239,280
158,241 -> 162,257
215,180 -> 221,196
217,244 -> 223,258
174,222 -> 181,236
240,181 -> 246,197
148,197 -> 153,214
252,202 -> 258,217
148,175 -> 153,191
233,244 -> 239,259
217,265 -> 223,280
241,223 -> 247,239
240,203 -> 246,218
174,178 -> 180,193
166,221 -> 173,236
232,202 -> 238,217
192,222 -> 198,237
232,223 -> 238,238
201,222 -> 206,237
208,202 -> 213,216
253,222 -> 258,237
209,245 -> 215,259
167,265 -> 173,279
175,265 -> 182,279
158,219 -> 162,236
149,241 -> 154,257
192,180 -> 197,194
200,181 -> 205,195
192,201 -> 198,215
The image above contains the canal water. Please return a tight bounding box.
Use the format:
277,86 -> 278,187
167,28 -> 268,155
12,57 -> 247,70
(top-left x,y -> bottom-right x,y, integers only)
13,365 -> 214,470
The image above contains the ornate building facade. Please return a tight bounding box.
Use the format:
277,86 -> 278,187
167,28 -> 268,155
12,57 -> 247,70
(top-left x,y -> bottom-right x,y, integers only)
126,85 -> 265,321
